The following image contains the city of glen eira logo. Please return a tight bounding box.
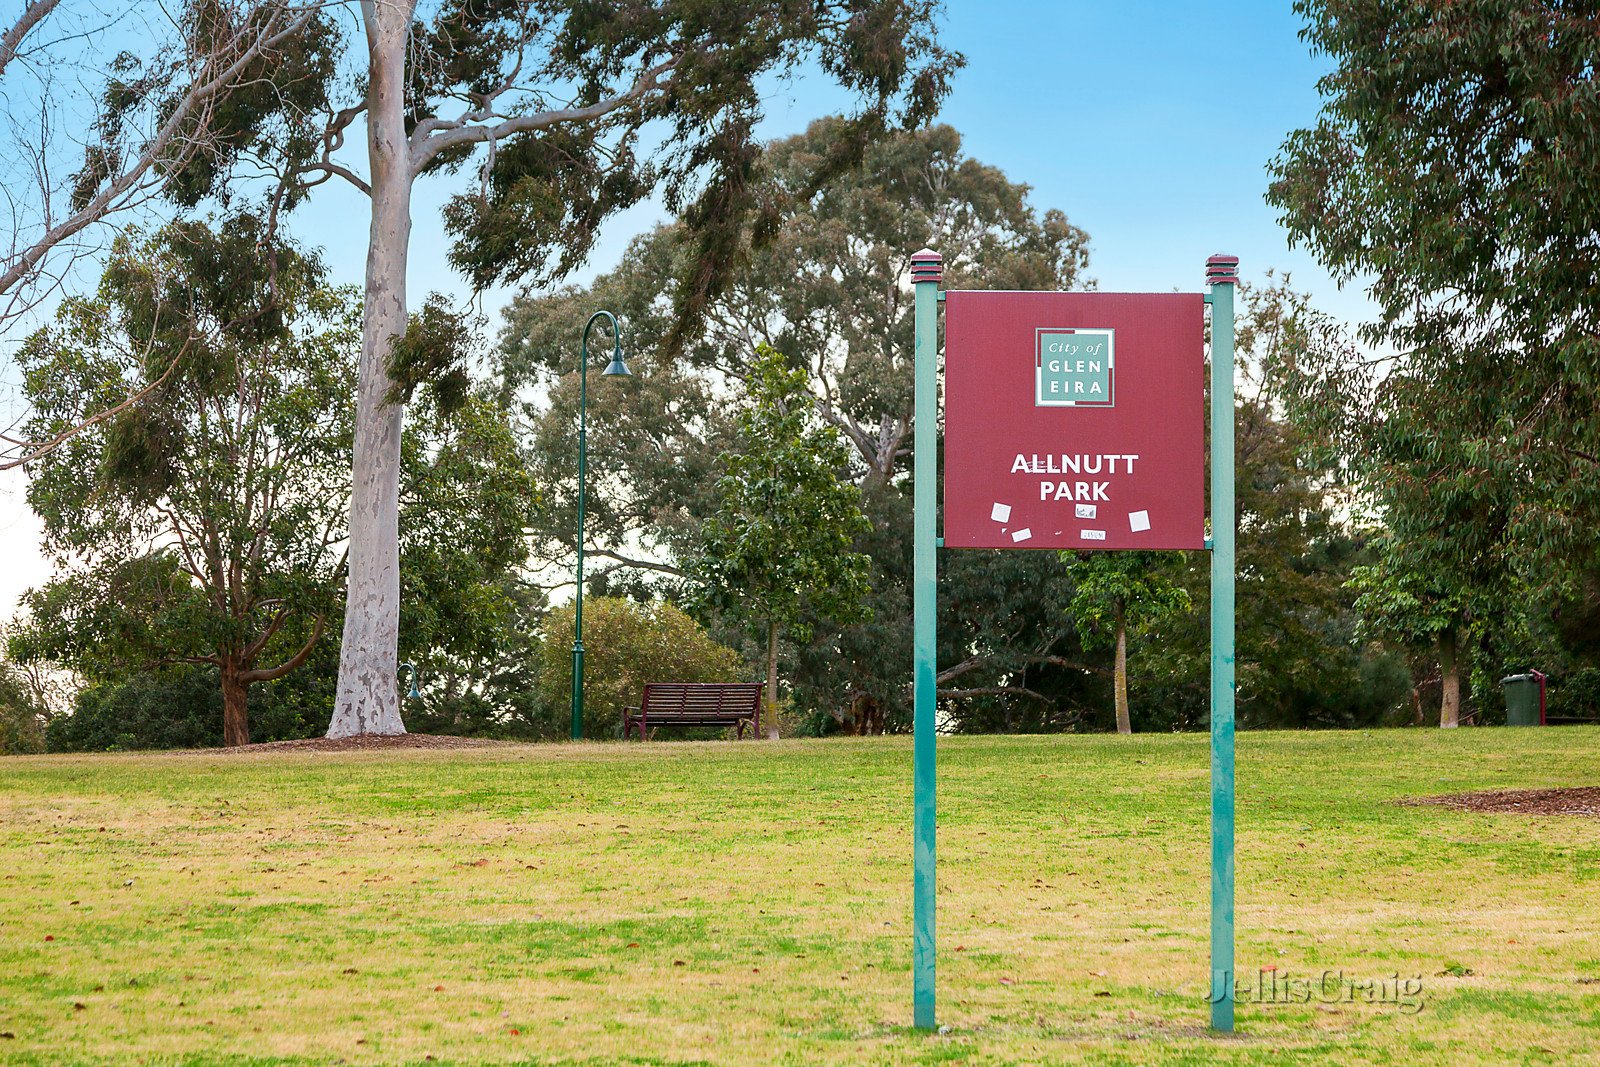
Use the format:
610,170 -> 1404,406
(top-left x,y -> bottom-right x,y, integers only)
1035,328 -> 1115,407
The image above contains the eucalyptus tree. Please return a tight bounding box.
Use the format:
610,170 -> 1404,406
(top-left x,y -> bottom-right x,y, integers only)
307,0 -> 957,738
1121,279 -> 1412,732
1061,552 -> 1190,735
11,220 -> 351,745
1346,554 -> 1475,727
5,1 -> 959,738
10,219 -> 534,746
1267,1 -> 1600,617
0,0 -> 330,348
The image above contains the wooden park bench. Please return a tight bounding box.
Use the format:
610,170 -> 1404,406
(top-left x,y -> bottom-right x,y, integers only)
623,682 -> 765,740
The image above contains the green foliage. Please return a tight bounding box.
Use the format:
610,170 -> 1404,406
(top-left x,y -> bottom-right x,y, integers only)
385,294 -> 478,415
1547,668 -> 1600,724
501,122 -> 1090,729
0,661 -> 49,756
428,1 -> 962,335
695,346 -> 873,649
43,665 -> 329,753
14,221 -> 350,725
1268,2 -> 1600,684
401,576 -> 547,742
153,6 -> 344,209
1347,556 -> 1467,647
14,219 -> 537,745
537,598 -> 744,739
1062,552 -> 1191,652
1131,279 -> 1415,731
58,5 -> 344,219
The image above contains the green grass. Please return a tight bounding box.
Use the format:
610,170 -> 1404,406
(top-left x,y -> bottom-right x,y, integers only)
2,728 -> 1598,1065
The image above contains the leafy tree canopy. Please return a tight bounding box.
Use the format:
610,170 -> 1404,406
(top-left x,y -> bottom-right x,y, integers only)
694,345 -> 873,736
1268,0 -> 1600,585
11,218 -> 536,745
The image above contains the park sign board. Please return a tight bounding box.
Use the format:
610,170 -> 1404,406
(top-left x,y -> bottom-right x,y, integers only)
943,291 -> 1206,550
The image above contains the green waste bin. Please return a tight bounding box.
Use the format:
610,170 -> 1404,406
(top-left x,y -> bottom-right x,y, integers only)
1500,673 -> 1544,726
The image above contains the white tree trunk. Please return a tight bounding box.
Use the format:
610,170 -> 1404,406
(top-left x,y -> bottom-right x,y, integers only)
328,1 -> 415,738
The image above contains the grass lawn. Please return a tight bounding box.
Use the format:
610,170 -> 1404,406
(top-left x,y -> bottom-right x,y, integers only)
2,728 -> 1598,1065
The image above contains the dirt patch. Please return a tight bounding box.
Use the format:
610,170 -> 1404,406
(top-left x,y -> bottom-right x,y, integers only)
1405,786 -> 1600,817
192,733 -> 517,755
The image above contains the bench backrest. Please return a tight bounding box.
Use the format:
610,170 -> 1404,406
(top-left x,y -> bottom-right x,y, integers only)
640,682 -> 764,717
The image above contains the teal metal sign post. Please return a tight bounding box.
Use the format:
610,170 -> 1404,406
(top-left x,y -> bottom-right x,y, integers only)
908,250 -> 1238,1033
910,249 -> 942,1031
1205,254 -> 1238,1032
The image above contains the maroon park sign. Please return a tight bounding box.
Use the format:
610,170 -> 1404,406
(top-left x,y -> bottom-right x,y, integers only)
943,290 -> 1205,550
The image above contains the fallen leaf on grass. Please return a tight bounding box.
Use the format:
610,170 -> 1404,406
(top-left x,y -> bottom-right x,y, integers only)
673,960 -> 686,967
999,977 -> 1014,986
433,985 -> 445,992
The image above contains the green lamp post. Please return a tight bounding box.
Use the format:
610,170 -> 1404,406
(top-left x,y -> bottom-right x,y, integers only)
572,310 -> 631,740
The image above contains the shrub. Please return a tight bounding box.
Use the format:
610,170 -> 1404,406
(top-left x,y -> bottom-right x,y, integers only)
538,598 -> 745,738
45,666 -> 329,752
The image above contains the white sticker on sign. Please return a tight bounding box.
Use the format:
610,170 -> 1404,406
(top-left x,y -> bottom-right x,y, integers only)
1011,527 -> 1032,542
1129,510 -> 1151,532
1080,529 -> 1106,541
1075,503 -> 1097,519
991,502 -> 1012,523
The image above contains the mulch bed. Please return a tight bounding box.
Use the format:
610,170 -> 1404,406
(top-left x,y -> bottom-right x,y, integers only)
200,734 -> 517,755
1405,786 -> 1600,817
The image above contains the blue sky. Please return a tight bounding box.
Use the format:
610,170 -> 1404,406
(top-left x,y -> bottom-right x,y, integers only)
0,2 -> 1367,617
934,2 -> 1357,312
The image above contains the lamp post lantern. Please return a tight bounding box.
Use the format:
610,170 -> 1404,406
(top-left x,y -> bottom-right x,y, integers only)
572,310 -> 631,740
398,662 -> 421,700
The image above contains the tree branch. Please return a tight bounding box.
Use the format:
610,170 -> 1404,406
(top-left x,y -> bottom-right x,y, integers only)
0,2 -> 318,300
239,614 -> 325,683
0,0 -> 60,81
408,55 -> 681,174
587,547 -> 688,578
937,685 -> 1052,703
